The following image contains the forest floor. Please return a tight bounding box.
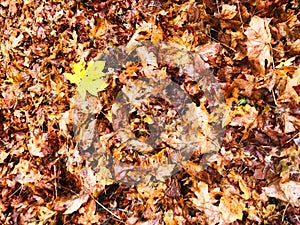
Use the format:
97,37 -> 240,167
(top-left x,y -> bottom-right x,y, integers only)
0,0 -> 299,224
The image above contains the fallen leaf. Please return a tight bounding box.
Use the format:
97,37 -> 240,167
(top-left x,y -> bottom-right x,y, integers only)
136,217 -> 161,225
278,67 -> 300,102
245,16 -> 272,75
65,59 -> 86,85
263,181 -> 300,207
230,104 -> 258,129
219,193 -> 245,223
279,181 -> 300,207
191,181 -> 223,224
0,151 -> 9,163
220,4 -> 237,20
63,194 -> 89,214
65,59 -> 109,98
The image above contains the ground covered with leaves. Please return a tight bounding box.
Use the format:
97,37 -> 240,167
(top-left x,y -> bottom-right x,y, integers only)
0,0 -> 300,224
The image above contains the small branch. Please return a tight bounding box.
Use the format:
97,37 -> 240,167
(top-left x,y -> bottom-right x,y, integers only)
90,194 -> 122,220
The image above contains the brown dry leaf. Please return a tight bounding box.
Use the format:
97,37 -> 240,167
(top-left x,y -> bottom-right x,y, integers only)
52,194 -> 89,214
136,217 -> 161,225
219,191 -> 245,223
230,104 -> 258,129
164,210 -> 176,225
126,20 -> 153,53
163,209 -> 185,225
283,112 -> 300,133
36,206 -> 56,223
171,0 -> 198,27
165,178 -> 181,198
137,183 -> 166,205
196,43 -> 222,67
246,205 -> 262,223
136,46 -> 158,67
233,78 -> 255,97
0,151 -> 9,163
290,39 -> 300,54
77,199 -> 101,224
191,181 -> 223,224
280,181 -> 300,207
27,132 -> 48,157
90,18 -> 109,38
245,16 -> 272,75
12,159 -> 43,185
63,194 -> 89,215
262,181 -> 300,207
228,171 -> 251,200
220,4 -> 237,20
11,32 -> 24,48
151,24 -> 164,45
278,67 -> 300,102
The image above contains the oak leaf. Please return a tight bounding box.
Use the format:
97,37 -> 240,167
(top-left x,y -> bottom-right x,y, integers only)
191,181 -> 223,224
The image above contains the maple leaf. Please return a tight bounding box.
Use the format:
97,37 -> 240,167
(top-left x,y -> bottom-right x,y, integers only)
36,206 -> 56,223
245,16 -> 273,75
278,67 -> 300,102
65,59 -> 109,98
65,59 -> 85,85
263,181 -> 300,207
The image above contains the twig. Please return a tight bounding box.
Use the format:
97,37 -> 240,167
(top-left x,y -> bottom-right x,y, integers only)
206,33 -> 237,52
97,207 -> 132,214
90,194 -> 122,220
271,89 -> 278,106
54,164 -> 58,199
282,202 -> 289,222
8,184 -> 23,198
286,132 -> 300,144
236,0 -> 244,32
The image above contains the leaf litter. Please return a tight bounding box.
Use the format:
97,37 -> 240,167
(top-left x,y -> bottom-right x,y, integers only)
0,0 -> 299,224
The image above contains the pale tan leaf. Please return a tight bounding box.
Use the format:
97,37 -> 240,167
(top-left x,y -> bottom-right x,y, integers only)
136,217 -> 161,225
0,151 -> 9,163
220,4 -> 237,19
245,16 -> 272,74
63,194 -> 89,215
191,181 -> 224,224
262,182 -> 288,204
280,181 -> 300,207
278,67 -> 300,102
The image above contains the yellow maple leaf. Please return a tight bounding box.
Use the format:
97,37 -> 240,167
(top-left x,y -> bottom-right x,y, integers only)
84,60 -> 106,81
65,59 -> 85,85
65,59 -> 109,98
